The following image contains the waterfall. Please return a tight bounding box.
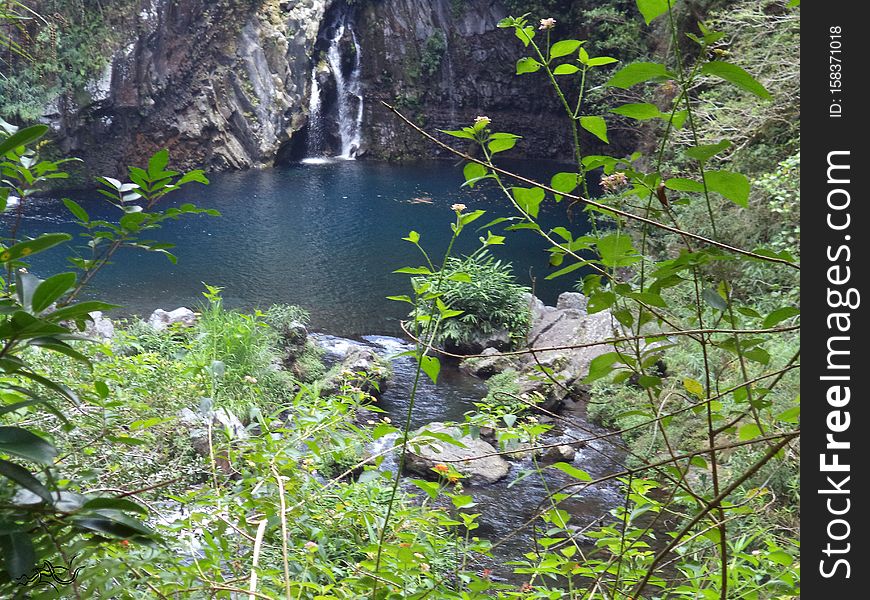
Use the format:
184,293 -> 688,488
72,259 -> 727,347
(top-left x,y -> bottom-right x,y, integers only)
306,66 -> 325,157
304,7 -> 364,161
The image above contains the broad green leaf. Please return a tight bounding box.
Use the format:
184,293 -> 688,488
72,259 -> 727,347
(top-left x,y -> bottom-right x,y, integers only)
31,272 -> 76,313
0,426 -> 57,464
410,479 -> 440,501
515,26 -> 535,47
0,459 -> 52,503
611,103 -> 662,120
63,198 -> 90,223
440,129 -> 476,140
553,64 -> 580,75
584,352 -> 621,383
82,497 -> 149,516
550,172 -> 581,201
607,62 -> 670,89
705,170 -> 750,207
636,0 -> 670,24
701,61 -> 771,99
512,187 -> 545,218
776,405 -> 800,424
43,301 -> 118,324
683,378 -> 705,398
419,354 -> 440,384
686,140 -> 732,162
597,234 -> 640,267
738,423 -> 762,441
550,39 -> 584,59
386,295 -> 413,304
550,461 -> 591,481
664,178 -> 705,192
516,57 -> 543,74
147,149 -> 170,178
0,233 -> 71,263
702,287 -> 728,311
403,230 -> 420,244
0,124 -> 48,157
463,162 -> 488,187
0,532 -> 35,581
580,116 -> 608,143
488,134 -> 520,154
586,56 -> 619,67
762,306 -> 800,328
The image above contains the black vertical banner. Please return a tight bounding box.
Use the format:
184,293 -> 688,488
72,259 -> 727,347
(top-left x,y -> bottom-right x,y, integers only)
803,2 -> 864,596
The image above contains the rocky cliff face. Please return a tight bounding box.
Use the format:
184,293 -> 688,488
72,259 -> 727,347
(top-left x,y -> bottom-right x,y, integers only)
29,0 -> 634,176
355,0 -> 575,161
43,0 -> 333,177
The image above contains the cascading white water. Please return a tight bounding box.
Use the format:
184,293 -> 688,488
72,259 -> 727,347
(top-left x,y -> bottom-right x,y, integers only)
305,8 -> 363,160
306,66 -> 325,156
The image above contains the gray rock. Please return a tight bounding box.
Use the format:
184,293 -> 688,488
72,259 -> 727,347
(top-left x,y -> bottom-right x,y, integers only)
541,444 -> 576,464
556,292 -> 588,313
405,422 -> 509,484
459,347 -> 514,379
85,311 -> 115,340
320,345 -> 391,397
445,328 -> 511,356
148,307 -> 197,331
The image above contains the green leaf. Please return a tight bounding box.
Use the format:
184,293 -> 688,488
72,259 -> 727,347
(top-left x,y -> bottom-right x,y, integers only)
702,287 -> 728,311
587,56 -> 619,67
550,39 -> 584,59
463,162 -> 488,187
410,479 -> 440,501
611,103 -> 662,120
550,172 -> 581,201
82,497 -> 149,516
597,234 -> 640,267
419,354 -> 440,384
685,140 -> 732,162
393,266 -> 432,275
705,170 -> 750,207
439,129 -> 476,140
607,62 -> 670,89
683,378 -> 705,398
776,405 -> 800,424
512,187 -> 545,218
549,461 -> 591,481
147,149 -> 170,178
584,352 -> 621,383
386,295 -> 413,304
0,124 -> 48,157
664,178 -> 705,192
0,532 -> 35,581
515,26 -> 535,47
636,0 -> 669,25
0,233 -> 71,263
580,116 -> 608,143
63,198 -> 90,223
516,57 -> 543,74
0,426 -> 57,464
762,307 -> 800,328
553,64 -> 580,75
738,423 -> 762,441
701,61 -> 771,99
30,272 -> 76,313
488,134 -> 520,154
0,459 -> 53,503
545,261 -> 589,280
43,301 -> 119,324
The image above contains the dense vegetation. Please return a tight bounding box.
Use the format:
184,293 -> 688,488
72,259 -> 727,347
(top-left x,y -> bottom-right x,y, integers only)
1,0 -> 799,598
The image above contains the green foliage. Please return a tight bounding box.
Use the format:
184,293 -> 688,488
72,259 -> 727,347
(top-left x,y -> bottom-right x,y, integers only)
0,1 -> 138,120
415,252 -> 531,350
420,29 -> 447,76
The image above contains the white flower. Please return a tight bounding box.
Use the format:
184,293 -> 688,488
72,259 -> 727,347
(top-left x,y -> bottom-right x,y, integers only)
539,18 -> 556,30
451,203 -> 467,212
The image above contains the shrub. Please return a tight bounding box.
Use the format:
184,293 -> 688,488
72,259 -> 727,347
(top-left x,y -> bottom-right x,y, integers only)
417,252 -> 531,350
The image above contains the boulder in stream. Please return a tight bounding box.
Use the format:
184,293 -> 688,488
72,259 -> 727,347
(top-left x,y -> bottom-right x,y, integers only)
405,422 -> 509,484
